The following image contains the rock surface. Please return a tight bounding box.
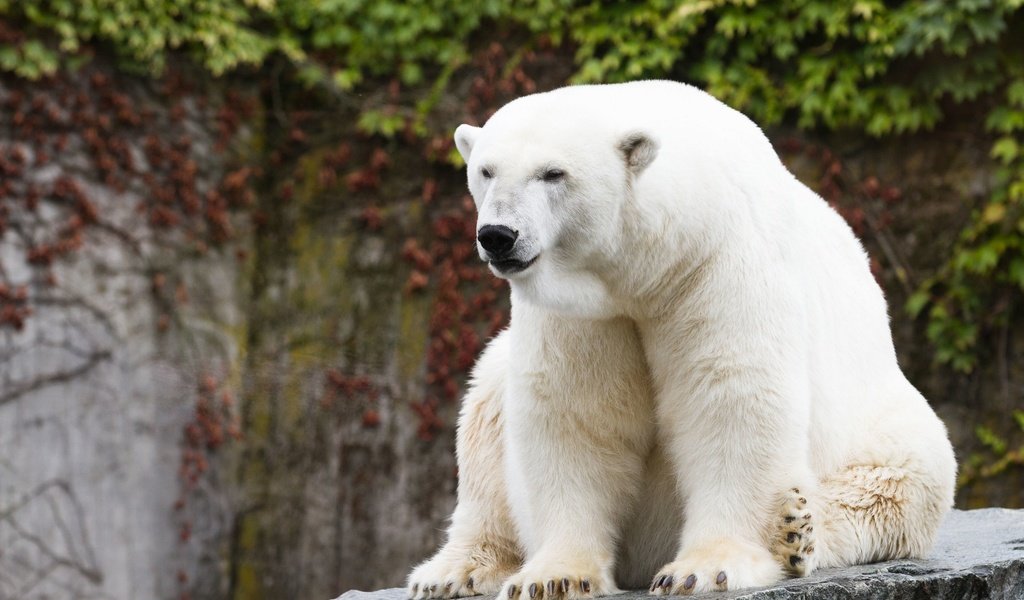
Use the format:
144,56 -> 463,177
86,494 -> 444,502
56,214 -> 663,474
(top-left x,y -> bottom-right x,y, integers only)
336,508 -> 1024,600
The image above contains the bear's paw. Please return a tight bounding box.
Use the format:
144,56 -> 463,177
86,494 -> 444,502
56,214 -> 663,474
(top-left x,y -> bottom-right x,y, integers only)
648,538 -> 782,595
407,546 -> 516,599
499,557 -> 615,600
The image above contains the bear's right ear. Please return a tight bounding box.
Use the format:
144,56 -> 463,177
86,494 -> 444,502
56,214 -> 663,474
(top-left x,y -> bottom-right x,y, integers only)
618,131 -> 659,175
454,124 -> 481,163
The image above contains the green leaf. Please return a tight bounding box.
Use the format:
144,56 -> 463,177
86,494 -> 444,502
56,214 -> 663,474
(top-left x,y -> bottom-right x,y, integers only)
1009,258 -> 1024,290
991,136 -> 1019,164
906,290 -> 931,317
976,425 -> 1007,454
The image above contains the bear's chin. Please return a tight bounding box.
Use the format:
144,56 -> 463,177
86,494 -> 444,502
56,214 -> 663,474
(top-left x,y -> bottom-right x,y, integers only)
488,254 -> 539,277
510,266 -> 621,321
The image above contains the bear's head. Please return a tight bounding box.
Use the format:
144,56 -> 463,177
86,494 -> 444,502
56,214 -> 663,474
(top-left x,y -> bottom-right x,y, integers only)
454,92 -> 659,318
454,82 -> 790,320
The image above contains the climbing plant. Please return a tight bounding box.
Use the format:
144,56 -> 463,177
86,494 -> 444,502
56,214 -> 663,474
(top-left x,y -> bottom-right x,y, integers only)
961,410 -> 1024,488
1,0 -> 1022,370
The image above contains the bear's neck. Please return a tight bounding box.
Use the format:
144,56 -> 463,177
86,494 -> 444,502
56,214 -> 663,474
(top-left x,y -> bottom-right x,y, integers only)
604,199 -> 724,321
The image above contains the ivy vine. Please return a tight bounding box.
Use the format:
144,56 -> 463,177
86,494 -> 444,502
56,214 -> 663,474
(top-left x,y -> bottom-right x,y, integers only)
1,0 -> 1022,371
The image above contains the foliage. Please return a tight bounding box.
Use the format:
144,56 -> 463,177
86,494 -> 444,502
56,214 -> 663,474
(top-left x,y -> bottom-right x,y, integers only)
908,66 -> 1024,372
960,410 -> 1024,487
0,0 -> 501,82
1,0 -> 1023,370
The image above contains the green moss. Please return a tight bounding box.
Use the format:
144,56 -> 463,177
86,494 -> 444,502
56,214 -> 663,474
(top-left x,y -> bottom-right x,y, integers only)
232,372 -> 271,599
290,229 -> 354,313
233,513 -> 266,599
296,150 -> 326,206
242,106 -> 267,157
397,294 -> 431,380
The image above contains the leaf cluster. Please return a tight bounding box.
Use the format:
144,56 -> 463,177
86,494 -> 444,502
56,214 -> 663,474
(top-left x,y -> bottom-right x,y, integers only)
2,0 -> 1023,371
961,410 -> 1024,487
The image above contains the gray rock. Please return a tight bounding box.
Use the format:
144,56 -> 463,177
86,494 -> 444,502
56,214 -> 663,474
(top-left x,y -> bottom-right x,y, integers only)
335,508 -> 1024,600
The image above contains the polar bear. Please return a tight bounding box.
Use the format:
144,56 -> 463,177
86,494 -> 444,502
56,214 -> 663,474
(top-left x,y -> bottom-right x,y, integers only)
407,80 -> 956,597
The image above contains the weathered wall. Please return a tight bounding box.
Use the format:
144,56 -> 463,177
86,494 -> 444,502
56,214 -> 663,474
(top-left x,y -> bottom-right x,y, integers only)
0,71 -> 245,598
0,56 -> 522,599
224,136 -> 471,598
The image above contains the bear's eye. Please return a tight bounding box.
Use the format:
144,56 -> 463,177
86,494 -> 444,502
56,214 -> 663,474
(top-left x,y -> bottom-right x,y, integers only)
542,169 -> 565,183
480,167 -> 493,179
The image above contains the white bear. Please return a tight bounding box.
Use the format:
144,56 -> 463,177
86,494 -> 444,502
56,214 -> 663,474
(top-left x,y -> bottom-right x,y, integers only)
407,80 -> 956,598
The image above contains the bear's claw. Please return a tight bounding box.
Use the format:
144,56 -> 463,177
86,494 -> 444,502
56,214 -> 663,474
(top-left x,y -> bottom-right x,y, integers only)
682,574 -> 696,590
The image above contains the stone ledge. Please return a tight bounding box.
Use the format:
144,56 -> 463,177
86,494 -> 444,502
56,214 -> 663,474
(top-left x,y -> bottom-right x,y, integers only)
336,508 -> 1024,600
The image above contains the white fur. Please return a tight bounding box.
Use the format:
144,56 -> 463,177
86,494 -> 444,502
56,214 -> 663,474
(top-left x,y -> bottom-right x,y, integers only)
410,81 -> 956,598
409,308 -> 656,599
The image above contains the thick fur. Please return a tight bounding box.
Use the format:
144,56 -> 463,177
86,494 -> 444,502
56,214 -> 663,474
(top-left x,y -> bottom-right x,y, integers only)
409,309 -> 656,599
408,81 -> 956,598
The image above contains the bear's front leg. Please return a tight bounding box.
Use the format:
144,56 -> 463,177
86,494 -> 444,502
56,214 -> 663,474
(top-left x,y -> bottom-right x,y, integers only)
408,333 -> 522,599
646,349 -> 813,595
500,308 -> 655,599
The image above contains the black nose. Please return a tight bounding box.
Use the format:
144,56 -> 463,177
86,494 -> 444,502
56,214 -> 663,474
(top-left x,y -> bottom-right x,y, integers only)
477,225 -> 518,256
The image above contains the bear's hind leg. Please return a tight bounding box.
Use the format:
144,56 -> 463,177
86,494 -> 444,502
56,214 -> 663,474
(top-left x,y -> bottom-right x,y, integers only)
407,333 -> 522,599
770,407 -> 955,572
808,460 -> 951,568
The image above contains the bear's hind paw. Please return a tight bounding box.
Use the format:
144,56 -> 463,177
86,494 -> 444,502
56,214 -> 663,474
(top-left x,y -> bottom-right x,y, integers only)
772,487 -> 818,577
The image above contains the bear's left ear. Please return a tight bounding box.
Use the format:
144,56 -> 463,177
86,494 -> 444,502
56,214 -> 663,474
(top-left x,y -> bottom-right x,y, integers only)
618,131 -> 659,175
454,124 -> 481,163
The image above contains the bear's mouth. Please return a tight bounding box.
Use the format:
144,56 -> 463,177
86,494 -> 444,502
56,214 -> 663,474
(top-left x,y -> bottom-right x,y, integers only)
489,255 -> 538,276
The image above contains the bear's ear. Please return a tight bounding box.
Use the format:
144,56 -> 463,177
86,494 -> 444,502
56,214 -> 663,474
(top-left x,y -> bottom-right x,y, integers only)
618,131 -> 659,174
454,124 -> 481,163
